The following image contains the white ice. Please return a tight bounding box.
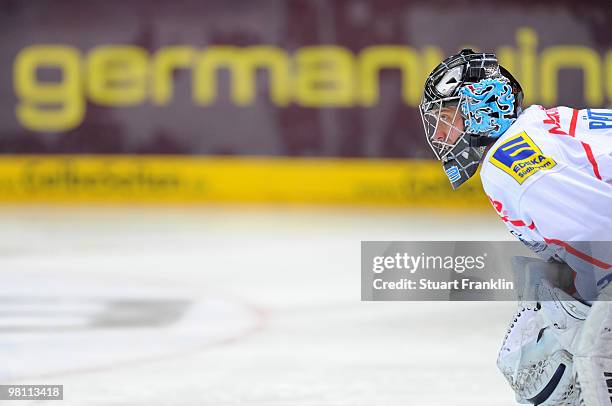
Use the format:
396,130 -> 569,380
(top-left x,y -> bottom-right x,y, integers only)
0,205 -> 519,405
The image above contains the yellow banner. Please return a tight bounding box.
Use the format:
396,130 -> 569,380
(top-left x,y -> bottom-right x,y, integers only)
0,156 -> 487,207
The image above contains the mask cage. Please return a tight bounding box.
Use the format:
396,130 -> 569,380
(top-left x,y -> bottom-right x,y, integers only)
420,95 -> 469,161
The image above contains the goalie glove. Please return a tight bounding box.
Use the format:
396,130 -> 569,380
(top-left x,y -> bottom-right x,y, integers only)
497,257 -> 590,405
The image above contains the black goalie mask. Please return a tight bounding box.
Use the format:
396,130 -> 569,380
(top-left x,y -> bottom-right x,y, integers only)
420,49 -> 523,189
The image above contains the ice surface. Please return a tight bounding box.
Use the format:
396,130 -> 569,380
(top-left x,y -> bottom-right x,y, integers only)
0,205 -> 519,405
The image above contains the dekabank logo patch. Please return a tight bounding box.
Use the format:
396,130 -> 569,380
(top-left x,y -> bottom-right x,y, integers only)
489,131 -> 556,184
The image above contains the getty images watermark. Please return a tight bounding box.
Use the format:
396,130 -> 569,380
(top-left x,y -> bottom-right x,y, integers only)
371,251 -> 514,291
361,242 -> 534,301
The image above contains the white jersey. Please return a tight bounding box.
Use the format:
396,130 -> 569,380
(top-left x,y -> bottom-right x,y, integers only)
480,105 -> 612,299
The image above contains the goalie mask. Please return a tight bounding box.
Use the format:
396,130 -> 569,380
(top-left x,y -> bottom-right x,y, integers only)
420,49 -> 523,189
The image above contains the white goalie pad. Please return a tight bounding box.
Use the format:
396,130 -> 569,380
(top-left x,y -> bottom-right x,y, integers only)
572,288 -> 612,405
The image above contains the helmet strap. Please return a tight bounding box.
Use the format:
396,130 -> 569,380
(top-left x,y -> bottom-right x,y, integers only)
468,134 -> 496,147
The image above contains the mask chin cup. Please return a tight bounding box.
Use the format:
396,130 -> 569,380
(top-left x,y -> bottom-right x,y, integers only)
442,138 -> 482,190
443,159 -> 478,190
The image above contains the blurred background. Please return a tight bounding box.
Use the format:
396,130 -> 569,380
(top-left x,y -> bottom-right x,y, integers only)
0,0 -> 609,404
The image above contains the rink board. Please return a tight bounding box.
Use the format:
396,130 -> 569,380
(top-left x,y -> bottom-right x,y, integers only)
0,156 -> 487,207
